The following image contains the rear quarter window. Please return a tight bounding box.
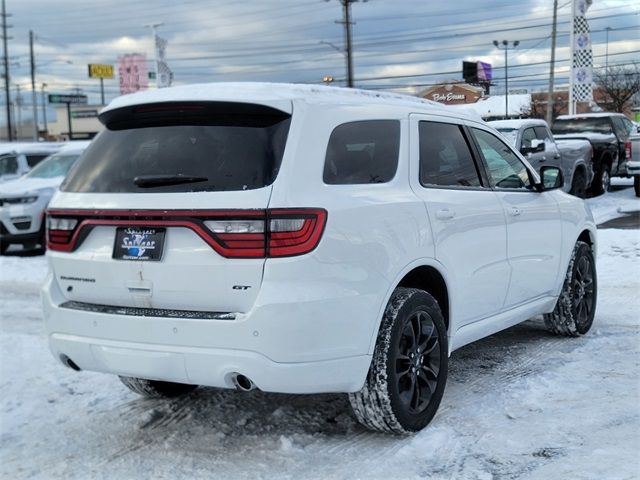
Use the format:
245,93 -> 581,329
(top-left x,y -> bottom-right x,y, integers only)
323,120 -> 400,185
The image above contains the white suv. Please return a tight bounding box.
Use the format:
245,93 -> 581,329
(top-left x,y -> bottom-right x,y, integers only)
42,83 -> 597,434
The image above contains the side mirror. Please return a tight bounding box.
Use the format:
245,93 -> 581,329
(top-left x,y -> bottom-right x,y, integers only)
539,166 -> 564,191
531,138 -> 545,152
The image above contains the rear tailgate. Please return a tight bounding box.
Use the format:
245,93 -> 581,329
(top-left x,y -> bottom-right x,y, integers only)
47,101 -> 291,314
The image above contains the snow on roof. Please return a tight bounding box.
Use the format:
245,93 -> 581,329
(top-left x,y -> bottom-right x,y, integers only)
462,94 -> 531,118
59,141 -> 91,153
489,119 -> 548,129
102,82 -> 471,119
556,112 -> 626,119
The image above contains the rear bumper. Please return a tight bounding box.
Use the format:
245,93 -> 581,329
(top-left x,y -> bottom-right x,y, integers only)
626,160 -> 640,175
48,333 -> 369,394
42,272 -> 376,394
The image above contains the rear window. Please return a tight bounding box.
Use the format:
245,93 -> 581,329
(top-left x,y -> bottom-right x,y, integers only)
61,102 -> 291,193
323,120 -> 400,184
552,118 -> 613,135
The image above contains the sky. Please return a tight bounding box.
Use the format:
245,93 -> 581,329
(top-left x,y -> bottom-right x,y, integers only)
3,0 -> 639,114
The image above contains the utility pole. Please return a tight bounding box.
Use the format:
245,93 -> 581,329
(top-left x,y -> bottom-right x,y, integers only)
493,40 -> 519,119
1,0 -> 12,141
29,30 -> 38,140
14,83 -> 21,139
333,0 -> 364,88
604,26 -> 612,79
546,0 -> 559,125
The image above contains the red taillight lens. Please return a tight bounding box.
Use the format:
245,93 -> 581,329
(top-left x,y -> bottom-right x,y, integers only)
46,209 -> 327,258
268,209 -> 327,257
625,141 -> 632,160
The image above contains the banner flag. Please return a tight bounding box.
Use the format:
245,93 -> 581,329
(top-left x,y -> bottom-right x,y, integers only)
571,0 -> 594,102
155,35 -> 173,88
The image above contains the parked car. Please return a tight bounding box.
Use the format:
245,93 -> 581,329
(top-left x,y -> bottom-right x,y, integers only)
0,142 -> 65,183
489,119 -> 593,198
42,83 -> 597,434
0,142 -> 90,254
552,113 -> 636,195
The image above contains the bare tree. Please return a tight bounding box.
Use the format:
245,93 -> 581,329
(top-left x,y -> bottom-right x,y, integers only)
525,96 -> 568,120
594,63 -> 640,113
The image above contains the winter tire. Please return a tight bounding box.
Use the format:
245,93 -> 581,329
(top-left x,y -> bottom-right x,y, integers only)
569,169 -> 587,199
544,241 -> 596,336
119,376 -> 198,398
634,175 -> 639,197
591,164 -> 611,196
349,287 -> 448,434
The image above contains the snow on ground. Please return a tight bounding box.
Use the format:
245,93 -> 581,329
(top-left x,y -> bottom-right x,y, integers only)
1,191 -> 639,480
587,182 -> 639,224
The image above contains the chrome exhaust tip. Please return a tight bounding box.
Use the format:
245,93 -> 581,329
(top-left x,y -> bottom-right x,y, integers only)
232,373 -> 256,391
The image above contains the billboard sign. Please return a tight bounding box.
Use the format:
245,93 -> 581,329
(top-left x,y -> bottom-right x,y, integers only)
477,61 -> 492,82
462,61 -> 492,83
118,54 -> 148,95
88,64 -> 114,79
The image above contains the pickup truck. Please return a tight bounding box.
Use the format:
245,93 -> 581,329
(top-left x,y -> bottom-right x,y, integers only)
551,113 -> 636,195
489,119 -> 593,198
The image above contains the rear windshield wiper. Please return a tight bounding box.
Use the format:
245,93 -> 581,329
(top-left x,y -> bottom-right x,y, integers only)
133,174 -> 209,188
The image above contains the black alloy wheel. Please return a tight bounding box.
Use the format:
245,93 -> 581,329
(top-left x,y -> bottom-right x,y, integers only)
572,253 -> 596,333
395,310 -> 441,415
349,288 -> 448,434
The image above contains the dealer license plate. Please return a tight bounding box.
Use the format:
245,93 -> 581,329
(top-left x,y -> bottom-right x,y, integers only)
113,227 -> 165,261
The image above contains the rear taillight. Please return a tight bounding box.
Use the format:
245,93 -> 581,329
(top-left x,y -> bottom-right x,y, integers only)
625,141 -> 632,160
47,217 -> 78,251
46,208 -> 327,258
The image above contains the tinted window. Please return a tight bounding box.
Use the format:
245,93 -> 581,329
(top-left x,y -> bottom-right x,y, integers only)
473,128 -> 532,190
534,126 -> 550,140
419,121 -> 482,188
26,155 -> 49,168
62,102 -> 291,193
0,155 -> 18,175
324,120 -> 399,184
26,153 -> 81,179
611,117 -> 629,140
552,118 -> 613,135
521,128 -> 536,149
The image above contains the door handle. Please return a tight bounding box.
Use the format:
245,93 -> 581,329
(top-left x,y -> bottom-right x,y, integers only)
540,156 -> 546,162
554,153 -> 561,159
509,207 -> 522,217
436,209 -> 455,220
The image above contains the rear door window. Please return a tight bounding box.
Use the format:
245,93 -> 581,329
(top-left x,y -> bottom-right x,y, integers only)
61,102 -> 291,193
419,121 -> 483,188
323,120 -> 400,184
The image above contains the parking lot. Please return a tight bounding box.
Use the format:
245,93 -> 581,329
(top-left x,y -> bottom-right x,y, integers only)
1,186 -> 638,480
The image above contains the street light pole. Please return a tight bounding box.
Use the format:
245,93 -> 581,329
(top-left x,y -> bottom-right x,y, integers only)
29,30 -> 38,140
493,39 -> 519,119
